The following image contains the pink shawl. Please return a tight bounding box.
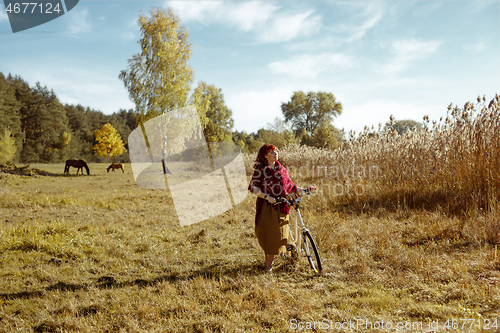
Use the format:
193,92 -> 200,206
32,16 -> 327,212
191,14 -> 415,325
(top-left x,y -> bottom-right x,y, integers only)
248,161 -> 297,225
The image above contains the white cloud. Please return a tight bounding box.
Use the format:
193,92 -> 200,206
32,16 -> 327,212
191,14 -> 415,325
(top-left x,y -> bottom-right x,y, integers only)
0,7 -> 8,21
374,77 -> 443,89
463,40 -> 486,55
257,11 -> 321,43
166,2 -> 222,23
65,8 -> 91,34
411,2 -> 444,18
269,53 -> 352,78
21,65 -> 134,113
167,1 -> 320,43
121,18 -> 139,41
349,9 -> 383,42
462,0 -> 498,14
377,38 -> 442,75
283,3 -> 383,52
226,88 -> 293,133
393,39 -> 440,55
225,2 -> 277,32
335,99 -> 443,134
335,3 -> 384,43
167,1 -> 277,31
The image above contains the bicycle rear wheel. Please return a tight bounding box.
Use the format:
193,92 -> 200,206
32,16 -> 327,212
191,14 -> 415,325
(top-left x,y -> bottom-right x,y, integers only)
302,230 -> 322,273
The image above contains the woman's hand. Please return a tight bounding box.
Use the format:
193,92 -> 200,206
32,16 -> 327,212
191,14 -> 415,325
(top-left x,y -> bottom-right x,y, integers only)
266,196 -> 276,204
297,186 -> 316,195
267,196 -> 276,204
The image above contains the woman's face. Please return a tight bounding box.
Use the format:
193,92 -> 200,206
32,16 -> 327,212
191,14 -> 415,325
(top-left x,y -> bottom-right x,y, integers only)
265,149 -> 278,164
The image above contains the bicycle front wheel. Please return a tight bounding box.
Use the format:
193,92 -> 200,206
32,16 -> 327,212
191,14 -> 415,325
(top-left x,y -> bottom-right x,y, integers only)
302,230 -> 322,273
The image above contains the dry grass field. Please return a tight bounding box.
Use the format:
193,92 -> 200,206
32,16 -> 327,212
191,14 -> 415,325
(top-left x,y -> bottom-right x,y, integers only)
1,97 -> 500,332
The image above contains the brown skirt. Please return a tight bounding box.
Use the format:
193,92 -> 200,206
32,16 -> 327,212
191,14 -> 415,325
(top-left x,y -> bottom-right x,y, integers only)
255,201 -> 290,255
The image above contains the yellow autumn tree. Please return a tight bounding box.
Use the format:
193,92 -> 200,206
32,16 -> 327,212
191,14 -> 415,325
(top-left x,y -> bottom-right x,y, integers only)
119,7 -> 193,126
93,123 -> 126,163
0,129 -> 17,165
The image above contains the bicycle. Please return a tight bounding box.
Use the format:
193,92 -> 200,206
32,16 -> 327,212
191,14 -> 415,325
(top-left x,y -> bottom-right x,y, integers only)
274,188 -> 322,273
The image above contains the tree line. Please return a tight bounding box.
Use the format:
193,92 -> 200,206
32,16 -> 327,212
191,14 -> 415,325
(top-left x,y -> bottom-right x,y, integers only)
0,72 -> 135,164
0,70 -> 347,165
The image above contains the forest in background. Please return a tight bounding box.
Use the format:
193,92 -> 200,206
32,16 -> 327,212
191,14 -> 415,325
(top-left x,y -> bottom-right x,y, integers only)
0,72 -> 136,163
0,72 -> 355,164
0,72 -> 292,164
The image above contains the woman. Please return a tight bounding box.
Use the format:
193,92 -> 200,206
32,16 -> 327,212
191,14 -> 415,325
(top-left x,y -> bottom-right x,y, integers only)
248,144 -> 314,272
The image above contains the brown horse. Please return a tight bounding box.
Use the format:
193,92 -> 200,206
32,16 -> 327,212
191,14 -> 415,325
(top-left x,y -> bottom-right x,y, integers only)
64,159 -> 90,175
107,163 -> 124,173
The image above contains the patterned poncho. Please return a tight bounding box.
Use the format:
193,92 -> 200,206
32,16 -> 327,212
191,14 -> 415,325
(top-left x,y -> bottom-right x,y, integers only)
248,161 -> 297,225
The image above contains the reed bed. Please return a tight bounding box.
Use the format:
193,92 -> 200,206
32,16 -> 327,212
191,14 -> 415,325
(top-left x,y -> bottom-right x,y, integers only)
269,95 -> 500,246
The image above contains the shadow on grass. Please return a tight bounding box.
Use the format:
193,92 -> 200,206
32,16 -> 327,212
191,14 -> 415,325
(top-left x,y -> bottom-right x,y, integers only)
0,260 -> 322,301
0,163 -> 99,177
0,168 -> 100,178
0,168 -> 61,177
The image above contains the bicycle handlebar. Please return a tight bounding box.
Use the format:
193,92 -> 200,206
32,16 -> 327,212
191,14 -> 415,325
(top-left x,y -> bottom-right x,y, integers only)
273,187 -> 316,206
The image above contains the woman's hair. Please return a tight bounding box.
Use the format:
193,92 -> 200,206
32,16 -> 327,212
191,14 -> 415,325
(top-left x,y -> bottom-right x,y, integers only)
253,144 -> 277,169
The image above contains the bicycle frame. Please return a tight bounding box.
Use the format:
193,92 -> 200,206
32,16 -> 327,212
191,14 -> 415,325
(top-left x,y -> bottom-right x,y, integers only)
288,202 -> 306,247
278,189 -> 311,237
275,189 -> 322,272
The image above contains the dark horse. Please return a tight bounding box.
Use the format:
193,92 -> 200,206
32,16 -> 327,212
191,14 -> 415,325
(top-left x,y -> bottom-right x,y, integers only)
64,159 -> 90,175
107,163 -> 124,173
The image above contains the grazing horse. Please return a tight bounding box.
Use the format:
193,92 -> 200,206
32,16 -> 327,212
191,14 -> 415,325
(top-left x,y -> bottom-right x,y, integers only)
64,159 -> 90,175
107,163 -> 124,173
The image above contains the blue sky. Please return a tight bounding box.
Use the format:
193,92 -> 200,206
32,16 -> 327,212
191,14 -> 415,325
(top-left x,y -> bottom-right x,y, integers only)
1,1 -> 499,135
